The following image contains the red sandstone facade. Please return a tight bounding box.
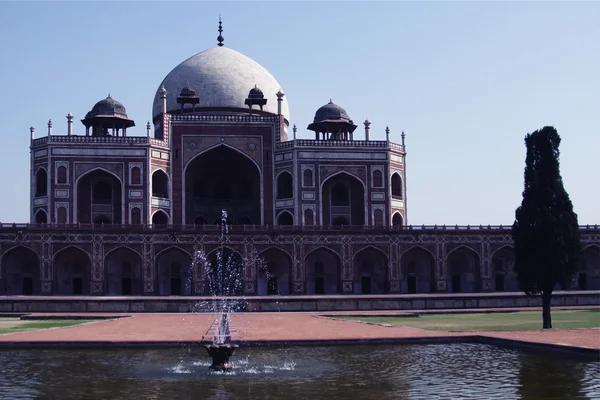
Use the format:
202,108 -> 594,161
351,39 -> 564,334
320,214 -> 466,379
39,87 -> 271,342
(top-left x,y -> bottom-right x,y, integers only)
2,36 -> 598,297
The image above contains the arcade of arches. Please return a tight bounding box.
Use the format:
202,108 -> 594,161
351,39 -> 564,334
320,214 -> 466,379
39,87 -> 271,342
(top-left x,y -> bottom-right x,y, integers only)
185,146 -> 261,226
1,244 -> 598,295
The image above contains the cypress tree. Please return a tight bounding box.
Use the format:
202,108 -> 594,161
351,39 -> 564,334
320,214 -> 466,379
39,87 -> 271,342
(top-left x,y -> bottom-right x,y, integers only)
512,126 -> 581,329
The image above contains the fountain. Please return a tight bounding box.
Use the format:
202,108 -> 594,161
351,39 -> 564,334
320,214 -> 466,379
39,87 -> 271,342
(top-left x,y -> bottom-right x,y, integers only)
202,210 -> 240,371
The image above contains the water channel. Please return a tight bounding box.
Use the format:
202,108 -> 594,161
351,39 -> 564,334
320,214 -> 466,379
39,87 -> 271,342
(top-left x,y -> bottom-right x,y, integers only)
0,343 -> 597,399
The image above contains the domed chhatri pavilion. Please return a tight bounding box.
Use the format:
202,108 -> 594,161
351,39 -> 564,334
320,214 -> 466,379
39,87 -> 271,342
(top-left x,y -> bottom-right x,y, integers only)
3,20 -> 597,303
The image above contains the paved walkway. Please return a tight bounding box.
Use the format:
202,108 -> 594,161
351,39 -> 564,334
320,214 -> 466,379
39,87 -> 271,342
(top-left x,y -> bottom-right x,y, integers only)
0,312 -> 598,355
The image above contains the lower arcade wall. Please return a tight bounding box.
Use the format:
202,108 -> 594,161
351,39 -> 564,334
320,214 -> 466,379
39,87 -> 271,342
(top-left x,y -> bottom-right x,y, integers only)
0,292 -> 598,313
0,227 -> 598,297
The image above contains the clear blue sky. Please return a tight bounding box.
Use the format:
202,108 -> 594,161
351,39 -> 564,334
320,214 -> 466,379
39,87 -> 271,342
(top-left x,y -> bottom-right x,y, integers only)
0,1 -> 598,225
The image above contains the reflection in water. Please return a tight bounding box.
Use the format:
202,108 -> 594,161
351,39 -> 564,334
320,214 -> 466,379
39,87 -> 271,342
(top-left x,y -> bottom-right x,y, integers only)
518,351 -> 589,400
0,344 -> 597,400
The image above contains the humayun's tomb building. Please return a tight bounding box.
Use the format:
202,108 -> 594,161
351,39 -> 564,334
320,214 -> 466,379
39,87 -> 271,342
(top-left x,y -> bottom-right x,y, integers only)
1,23 -> 598,306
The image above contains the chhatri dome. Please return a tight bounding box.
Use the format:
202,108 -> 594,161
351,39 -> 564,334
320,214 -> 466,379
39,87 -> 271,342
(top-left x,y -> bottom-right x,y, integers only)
152,18 -> 289,123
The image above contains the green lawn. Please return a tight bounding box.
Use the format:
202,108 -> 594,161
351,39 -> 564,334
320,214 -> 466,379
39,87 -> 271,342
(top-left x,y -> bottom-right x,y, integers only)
332,309 -> 600,331
0,318 -> 96,334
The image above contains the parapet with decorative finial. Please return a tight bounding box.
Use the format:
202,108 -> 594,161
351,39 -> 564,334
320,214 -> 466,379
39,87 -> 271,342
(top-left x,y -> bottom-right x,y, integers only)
217,15 -> 224,47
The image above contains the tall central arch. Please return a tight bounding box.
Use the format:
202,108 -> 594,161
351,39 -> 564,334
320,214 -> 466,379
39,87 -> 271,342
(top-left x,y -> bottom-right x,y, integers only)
184,145 -> 262,225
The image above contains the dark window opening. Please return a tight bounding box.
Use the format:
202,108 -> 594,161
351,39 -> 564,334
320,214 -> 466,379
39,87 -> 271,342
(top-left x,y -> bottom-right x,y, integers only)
152,170 -> 169,198
35,169 -> 47,196
57,166 -> 68,184
277,212 -> 293,226
35,210 -> 47,224
93,181 -> 112,204
332,216 -> 350,226
361,276 -> 371,294
452,275 -> 461,293
213,182 -> 232,201
407,276 -> 417,294
391,173 -> 402,198
373,170 -> 383,187
277,172 -> 293,199
315,277 -> 325,295
239,216 -> 253,225
131,167 -> 141,185
152,211 -> 168,225
303,169 -> 313,187
331,182 -> 349,205
495,274 -> 505,291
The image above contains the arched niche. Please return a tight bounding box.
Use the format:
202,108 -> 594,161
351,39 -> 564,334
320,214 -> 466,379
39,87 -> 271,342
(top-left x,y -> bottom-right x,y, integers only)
276,171 -> 293,199
105,247 -> 143,295
353,247 -> 388,294
2,246 -> 41,295
76,169 -> 122,224
53,246 -> 91,295
392,212 -> 403,228
35,168 -> 47,197
152,170 -> 169,198
156,247 -> 192,295
185,145 -> 261,225
322,172 -> 365,226
277,211 -> 293,226
391,172 -> 402,199
152,210 -> 169,225
491,246 -> 519,291
447,246 -> 481,293
305,247 -> 340,294
257,248 -> 292,295
34,209 -> 48,224
400,246 -> 436,293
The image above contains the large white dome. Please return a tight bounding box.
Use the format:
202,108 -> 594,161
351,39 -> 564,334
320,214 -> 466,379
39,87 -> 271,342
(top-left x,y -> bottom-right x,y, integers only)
152,46 -> 289,122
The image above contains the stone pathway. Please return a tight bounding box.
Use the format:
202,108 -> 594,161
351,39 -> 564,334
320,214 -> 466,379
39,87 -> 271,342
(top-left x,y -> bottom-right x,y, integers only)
0,312 -> 597,354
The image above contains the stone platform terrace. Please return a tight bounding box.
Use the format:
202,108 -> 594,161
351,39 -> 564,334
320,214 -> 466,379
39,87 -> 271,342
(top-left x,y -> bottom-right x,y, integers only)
0,310 -> 598,360
0,291 -> 598,313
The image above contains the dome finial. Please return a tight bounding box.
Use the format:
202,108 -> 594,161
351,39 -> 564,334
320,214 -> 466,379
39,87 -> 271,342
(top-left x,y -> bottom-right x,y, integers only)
329,98 -> 333,104
217,15 -> 224,47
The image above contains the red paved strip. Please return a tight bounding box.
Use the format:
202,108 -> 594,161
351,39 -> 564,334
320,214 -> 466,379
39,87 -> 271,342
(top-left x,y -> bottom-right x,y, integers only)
0,314 -> 216,342
0,313 -> 597,354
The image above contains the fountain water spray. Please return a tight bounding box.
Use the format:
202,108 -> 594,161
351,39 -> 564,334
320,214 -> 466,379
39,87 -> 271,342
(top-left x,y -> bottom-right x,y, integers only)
203,210 -> 240,371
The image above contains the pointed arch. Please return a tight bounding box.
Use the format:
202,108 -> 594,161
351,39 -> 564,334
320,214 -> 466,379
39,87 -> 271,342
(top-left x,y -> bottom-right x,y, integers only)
276,210 -> 294,226
353,246 -> 389,294
155,245 -> 192,260
258,246 -> 293,260
305,246 -> 341,294
392,212 -> 403,227
447,245 -> 481,293
258,247 -> 293,295
490,244 -> 515,258
151,169 -> 169,198
104,246 -> 143,295
320,170 -> 367,226
53,245 -> 92,295
1,245 -> 41,295
74,166 -> 123,224
491,245 -> 518,291
391,172 -> 402,199
156,246 -> 193,295
34,167 -> 48,197
151,210 -> 169,225
34,209 -> 48,224
183,143 -> 263,225
400,245 -> 436,293
276,170 -> 293,199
